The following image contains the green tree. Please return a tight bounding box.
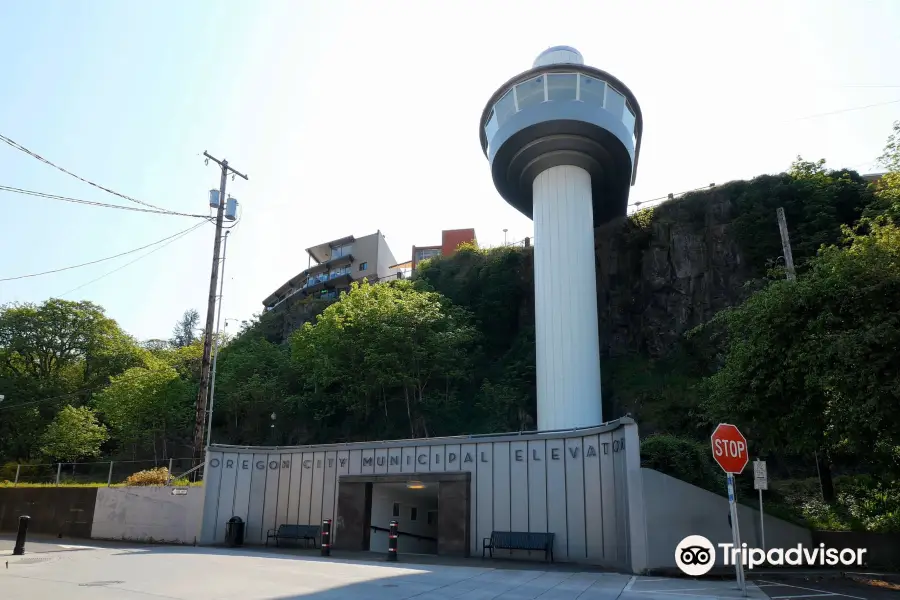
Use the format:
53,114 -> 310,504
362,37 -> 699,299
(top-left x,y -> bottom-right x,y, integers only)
93,356 -> 194,461
39,405 -> 108,461
0,299 -> 145,460
697,220 -> 900,499
170,308 -> 200,348
291,281 -> 477,440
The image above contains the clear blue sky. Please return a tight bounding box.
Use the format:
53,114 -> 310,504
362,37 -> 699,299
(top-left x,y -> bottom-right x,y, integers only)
1,0 -> 898,342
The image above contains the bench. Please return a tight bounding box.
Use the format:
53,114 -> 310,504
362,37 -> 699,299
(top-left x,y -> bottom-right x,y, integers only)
482,531 -> 555,562
266,524 -> 320,548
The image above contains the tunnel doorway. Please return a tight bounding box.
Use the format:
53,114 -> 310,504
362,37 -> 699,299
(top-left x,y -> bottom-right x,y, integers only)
370,481 -> 439,554
335,472 -> 470,557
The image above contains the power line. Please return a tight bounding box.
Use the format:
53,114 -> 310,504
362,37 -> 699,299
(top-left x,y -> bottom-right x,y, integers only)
0,132 -> 181,214
0,222 -> 208,282
0,184 -> 211,219
57,221 -> 207,297
0,389 -> 93,413
786,98 -> 900,122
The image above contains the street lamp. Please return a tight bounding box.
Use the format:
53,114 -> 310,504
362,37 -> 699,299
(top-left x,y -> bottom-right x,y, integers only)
503,228 -> 508,245
270,412 -> 277,444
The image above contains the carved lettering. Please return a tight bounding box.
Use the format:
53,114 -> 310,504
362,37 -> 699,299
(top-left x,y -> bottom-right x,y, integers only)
532,449 -> 541,461
464,453 -> 473,463
225,459 -> 234,469
363,457 -> 373,467
406,455 -> 412,464
317,459 -> 323,468
551,448 -> 560,460
303,460 -> 312,469
586,445 -> 597,457
568,446 -> 579,459
515,450 -> 524,462
613,440 -> 622,453
255,461 -> 265,470
433,453 -> 440,464
328,458 -> 334,468
281,460 -> 290,469
376,456 -> 385,466
417,454 -> 428,465
390,456 -> 400,466
339,458 -> 347,467
269,460 -> 278,469
480,451 -> 489,463
241,460 -> 249,469
209,458 -> 220,468
602,442 -> 610,455
448,453 -> 457,463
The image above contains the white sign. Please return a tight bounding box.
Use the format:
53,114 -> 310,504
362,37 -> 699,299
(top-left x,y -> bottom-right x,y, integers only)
171,488 -> 188,496
753,460 -> 767,490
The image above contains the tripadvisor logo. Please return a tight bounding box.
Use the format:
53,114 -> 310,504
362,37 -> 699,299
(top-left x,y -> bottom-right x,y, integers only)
675,535 -> 867,576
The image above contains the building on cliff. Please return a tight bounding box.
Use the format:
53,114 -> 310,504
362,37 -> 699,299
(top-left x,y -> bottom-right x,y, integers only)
262,231 -> 400,311
390,228 -> 478,274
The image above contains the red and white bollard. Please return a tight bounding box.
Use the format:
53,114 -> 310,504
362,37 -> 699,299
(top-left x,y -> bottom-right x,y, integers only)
321,519 -> 332,557
387,520 -> 399,562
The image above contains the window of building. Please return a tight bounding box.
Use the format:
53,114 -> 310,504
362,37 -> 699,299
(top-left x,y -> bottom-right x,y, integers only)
332,244 -> 353,259
547,73 -> 577,101
605,86 -> 626,119
493,89 -> 516,128
427,510 -> 437,526
410,507 -> 417,521
515,75 -> 545,110
359,262 -> 368,271
623,103 -> 636,138
579,75 -> 605,106
392,502 -> 400,517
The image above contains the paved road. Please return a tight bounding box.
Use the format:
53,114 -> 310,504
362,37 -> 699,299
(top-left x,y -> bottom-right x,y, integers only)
1,538 -> 894,599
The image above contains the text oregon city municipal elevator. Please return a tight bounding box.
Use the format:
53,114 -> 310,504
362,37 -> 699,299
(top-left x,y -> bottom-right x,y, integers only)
200,47 -> 650,573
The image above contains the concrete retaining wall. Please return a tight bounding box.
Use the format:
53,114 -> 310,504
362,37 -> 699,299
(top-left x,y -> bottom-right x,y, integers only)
642,468 -> 812,569
0,488 -> 98,538
91,487 -> 204,544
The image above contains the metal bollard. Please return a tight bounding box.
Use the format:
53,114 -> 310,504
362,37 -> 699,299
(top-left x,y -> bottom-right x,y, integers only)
387,520 -> 398,562
321,519 -> 332,556
13,515 -> 30,556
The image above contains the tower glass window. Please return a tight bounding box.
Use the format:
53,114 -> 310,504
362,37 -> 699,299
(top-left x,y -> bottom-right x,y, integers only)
547,73 -> 577,101
493,90 -> 516,128
484,109 -> 499,141
605,86 -> 626,120
623,104 -> 637,138
515,75 -> 545,110
578,75 -> 605,106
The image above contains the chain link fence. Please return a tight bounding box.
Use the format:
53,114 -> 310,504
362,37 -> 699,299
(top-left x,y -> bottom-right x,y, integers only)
1,457 -> 202,486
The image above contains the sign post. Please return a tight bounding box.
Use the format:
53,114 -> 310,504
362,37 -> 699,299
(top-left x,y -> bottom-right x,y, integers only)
711,423 -> 749,597
754,459 -> 767,552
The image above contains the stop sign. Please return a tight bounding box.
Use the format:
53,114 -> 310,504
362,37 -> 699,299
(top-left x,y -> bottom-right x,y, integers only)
710,423 -> 749,474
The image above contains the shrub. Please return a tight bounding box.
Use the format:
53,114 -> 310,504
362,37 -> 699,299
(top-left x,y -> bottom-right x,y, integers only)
124,467 -> 170,486
641,433 -> 724,492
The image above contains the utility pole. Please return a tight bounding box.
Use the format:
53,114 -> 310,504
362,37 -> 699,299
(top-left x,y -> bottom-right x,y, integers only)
205,230 -> 230,458
776,207 -> 796,281
193,152 -> 247,459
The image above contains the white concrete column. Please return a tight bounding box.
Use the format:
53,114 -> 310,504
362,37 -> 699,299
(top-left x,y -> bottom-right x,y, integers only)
532,164 -> 603,430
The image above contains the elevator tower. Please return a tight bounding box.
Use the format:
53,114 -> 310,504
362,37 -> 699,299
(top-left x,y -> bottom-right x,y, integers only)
479,46 -> 643,430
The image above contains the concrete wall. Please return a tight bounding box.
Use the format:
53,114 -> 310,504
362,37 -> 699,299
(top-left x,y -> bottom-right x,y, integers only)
351,232 -> 381,282
0,488 -> 98,538
91,487 -> 203,545
642,469 -> 812,569
200,418 -> 647,571
374,231 -> 399,280
369,484 -> 438,554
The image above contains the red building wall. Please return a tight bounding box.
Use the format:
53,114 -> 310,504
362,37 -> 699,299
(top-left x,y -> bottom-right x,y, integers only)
441,228 -> 477,256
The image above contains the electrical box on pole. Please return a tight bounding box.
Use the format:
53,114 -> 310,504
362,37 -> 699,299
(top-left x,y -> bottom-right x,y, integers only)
225,198 -> 238,221
209,189 -> 221,208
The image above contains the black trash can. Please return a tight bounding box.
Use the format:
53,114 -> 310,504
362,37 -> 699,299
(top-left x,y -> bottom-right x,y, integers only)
225,516 -> 245,547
